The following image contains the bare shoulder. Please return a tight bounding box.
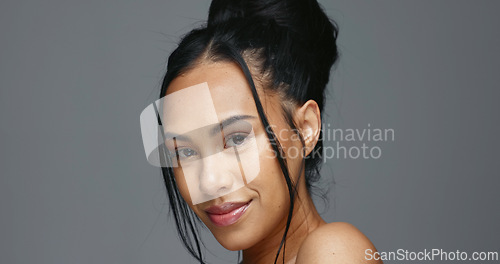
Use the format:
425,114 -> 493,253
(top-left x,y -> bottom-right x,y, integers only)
296,222 -> 383,264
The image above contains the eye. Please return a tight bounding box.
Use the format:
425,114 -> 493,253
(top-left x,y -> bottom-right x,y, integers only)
175,148 -> 198,159
225,133 -> 248,148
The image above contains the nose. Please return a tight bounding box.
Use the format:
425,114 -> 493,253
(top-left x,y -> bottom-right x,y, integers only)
198,154 -> 234,197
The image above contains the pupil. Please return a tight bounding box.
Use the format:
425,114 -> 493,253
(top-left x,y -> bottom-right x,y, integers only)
234,135 -> 244,145
183,149 -> 194,157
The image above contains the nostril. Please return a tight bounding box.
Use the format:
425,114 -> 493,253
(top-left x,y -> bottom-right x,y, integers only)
217,185 -> 229,195
199,173 -> 234,196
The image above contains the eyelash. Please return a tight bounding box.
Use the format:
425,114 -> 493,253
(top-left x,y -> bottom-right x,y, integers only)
168,132 -> 251,160
173,147 -> 198,159
224,132 -> 249,148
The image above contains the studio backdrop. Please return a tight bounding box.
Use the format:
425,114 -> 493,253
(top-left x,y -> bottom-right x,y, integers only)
1,0 -> 499,263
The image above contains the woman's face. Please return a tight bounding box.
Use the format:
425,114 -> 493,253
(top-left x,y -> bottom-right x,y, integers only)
164,61 -> 305,251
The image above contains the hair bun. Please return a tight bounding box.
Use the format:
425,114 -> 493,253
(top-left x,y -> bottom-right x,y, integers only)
208,0 -> 337,56
208,0 -> 334,32
207,0 -> 338,112
207,0 -> 245,26
208,0 -> 307,26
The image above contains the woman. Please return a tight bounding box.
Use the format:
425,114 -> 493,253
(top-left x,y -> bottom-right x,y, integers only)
140,0 -> 382,263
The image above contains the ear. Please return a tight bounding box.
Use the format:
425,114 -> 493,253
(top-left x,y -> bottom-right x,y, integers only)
294,100 -> 321,156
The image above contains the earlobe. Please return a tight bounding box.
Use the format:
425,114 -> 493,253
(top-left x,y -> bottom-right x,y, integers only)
295,100 -> 321,156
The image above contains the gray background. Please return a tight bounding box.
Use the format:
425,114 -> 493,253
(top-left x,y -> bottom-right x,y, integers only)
1,0 -> 499,263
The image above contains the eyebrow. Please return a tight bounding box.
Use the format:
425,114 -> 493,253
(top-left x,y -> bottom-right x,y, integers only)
209,114 -> 256,136
164,133 -> 191,142
164,114 -> 256,141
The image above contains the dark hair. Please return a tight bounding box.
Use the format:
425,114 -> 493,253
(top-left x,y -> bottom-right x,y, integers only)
158,0 -> 338,263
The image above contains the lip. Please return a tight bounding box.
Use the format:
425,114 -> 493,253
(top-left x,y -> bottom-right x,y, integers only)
204,200 -> 252,227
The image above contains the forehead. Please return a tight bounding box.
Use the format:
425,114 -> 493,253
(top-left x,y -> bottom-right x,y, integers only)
162,63 -> 257,132
167,62 -> 253,99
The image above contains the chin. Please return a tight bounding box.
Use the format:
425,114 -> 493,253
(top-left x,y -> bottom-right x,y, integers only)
216,236 -> 252,251
211,229 -> 257,251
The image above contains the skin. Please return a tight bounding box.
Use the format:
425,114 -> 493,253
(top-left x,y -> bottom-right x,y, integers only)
165,61 -> 382,264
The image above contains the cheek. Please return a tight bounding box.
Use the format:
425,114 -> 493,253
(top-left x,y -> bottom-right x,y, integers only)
282,138 -> 305,183
276,125 -> 305,182
248,120 -> 304,205
251,136 -> 292,209
172,168 -> 193,205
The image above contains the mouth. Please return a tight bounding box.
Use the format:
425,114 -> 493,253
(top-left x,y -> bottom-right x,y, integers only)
204,200 -> 252,227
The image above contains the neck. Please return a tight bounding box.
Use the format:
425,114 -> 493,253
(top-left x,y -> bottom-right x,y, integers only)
241,187 -> 326,264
